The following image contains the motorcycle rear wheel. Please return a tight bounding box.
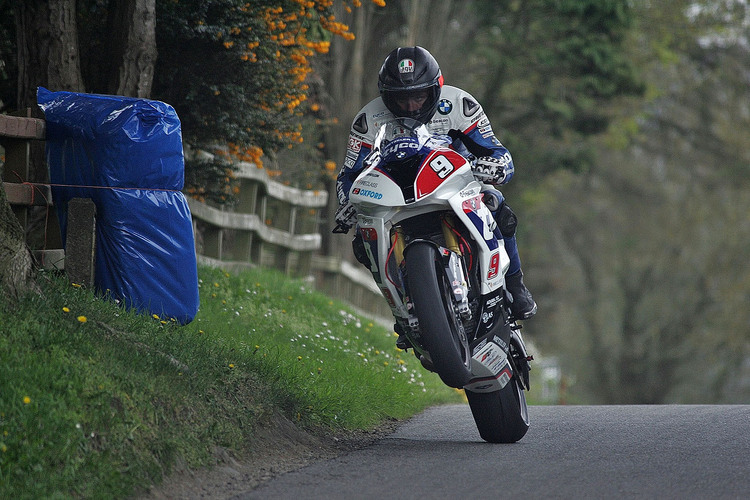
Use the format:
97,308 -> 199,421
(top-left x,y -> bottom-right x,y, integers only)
465,376 -> 530,443
405,242 -> 472,388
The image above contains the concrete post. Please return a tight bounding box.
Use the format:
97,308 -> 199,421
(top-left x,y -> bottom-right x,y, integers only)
65,198 -> 96,287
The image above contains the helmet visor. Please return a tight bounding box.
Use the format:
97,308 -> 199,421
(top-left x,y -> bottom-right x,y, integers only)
391,90 -> 430,114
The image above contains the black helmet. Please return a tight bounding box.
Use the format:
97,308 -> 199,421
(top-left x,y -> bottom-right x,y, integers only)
378,46 -> 443,124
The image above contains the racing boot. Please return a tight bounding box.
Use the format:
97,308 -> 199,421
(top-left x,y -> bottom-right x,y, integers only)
394,322 -> 412,350
505,271 -> 537,320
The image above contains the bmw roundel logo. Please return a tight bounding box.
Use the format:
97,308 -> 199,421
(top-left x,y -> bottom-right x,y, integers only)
438,99 -> 453,115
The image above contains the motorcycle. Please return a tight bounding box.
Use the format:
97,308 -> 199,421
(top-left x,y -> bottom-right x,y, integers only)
334,118 -> 532,443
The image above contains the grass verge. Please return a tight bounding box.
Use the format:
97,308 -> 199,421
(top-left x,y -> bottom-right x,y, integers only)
0,265 -> 463,498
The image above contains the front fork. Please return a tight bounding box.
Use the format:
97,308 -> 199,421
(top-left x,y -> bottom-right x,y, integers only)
439,215 -> 471,320
392,215 -> 472,334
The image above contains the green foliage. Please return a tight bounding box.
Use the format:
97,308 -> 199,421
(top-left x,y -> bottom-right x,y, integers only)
465,0 -> 644,182
0,266 -> 460,498
152,1 -> 344,194
149,0 -> 373,200
520,1 -> 750,404
155,0 -> 279,151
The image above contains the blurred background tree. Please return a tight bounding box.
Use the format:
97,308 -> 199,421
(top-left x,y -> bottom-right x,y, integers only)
523,0 -> 750,403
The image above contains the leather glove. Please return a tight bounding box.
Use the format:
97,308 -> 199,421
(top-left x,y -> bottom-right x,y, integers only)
332,201 -> 357,233
474,155 -> 512,185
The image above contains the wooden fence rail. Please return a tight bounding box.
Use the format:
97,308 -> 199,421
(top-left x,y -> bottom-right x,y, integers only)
0,112 -> 65,269
188,157 -> 327,276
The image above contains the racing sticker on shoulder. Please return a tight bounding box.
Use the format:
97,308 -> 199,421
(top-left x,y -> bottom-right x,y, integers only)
348,137 -> 363,153
438,99 -> 453,115
352,188 -> 383,200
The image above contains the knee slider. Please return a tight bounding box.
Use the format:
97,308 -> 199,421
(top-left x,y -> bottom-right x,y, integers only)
496,202 -> 517,237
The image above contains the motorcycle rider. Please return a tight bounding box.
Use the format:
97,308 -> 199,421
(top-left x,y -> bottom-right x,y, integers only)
335,46 -> 536,347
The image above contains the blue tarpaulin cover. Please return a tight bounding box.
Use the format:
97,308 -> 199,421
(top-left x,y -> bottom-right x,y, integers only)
38,87 -> 199,324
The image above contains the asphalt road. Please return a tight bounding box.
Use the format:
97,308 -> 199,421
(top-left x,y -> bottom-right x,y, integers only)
235,405 -> 750,499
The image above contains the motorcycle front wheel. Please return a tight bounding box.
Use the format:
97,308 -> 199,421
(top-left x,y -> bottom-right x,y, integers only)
405,242 -> 472,388
465,375 -> 530,443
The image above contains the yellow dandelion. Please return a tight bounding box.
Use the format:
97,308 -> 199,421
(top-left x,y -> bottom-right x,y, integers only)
71,283 -> 82,288
297,355 -> 303,361
152,314 -> 160,320
23,396 -> 31,405
383,361 -> 389,367
77,316 -> 87,323
62,307 -> 70,313
229,363 -> 235,369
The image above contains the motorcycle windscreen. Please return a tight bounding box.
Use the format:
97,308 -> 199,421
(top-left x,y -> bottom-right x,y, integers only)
38,87 -> 199,324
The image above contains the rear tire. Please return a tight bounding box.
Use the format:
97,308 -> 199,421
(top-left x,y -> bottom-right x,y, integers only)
466,377 -> 529,443
405,242 -> 472,388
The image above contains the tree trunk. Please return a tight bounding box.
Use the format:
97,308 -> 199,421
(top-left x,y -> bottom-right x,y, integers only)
105,0 -> 156,98
0,185 -> 36,299
16,0 -> 84,109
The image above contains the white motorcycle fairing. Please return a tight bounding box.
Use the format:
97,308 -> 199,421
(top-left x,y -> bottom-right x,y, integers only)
350,132 -> 509,323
